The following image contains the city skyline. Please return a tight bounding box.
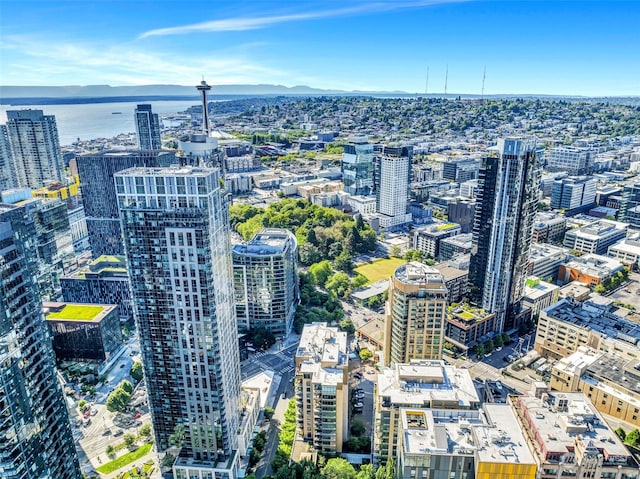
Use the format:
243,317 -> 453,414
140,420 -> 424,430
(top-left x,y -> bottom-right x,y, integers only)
1,1 -> 639,96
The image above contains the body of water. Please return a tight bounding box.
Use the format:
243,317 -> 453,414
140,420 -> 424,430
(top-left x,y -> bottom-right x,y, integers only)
0,100 -> 200,146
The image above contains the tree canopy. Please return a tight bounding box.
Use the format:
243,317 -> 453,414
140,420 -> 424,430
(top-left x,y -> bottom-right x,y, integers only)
229,198 -> 376,265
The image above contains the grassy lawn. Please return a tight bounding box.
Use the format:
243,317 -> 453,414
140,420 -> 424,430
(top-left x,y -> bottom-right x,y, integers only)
354,257 -> 406,284
96,443 -> 153,474
46,304 -> 104,321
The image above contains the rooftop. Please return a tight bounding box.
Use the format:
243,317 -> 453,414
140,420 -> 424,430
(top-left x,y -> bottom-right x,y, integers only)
543,299 -> 640,348
562,253 -> 624,278
524,277 -> 559,300
395,262 -> 446,287
515,393 -> 635,467
43,302 -> 116,322
473,404 -> 537,467
296,322 -> 348,384
377,360 -> 480,408
568,219 -> 628,239
233,228 -> 296,256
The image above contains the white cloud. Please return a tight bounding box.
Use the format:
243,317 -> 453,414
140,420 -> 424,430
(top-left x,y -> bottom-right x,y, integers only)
139,0 -> 468,38
0,35 -> 290,86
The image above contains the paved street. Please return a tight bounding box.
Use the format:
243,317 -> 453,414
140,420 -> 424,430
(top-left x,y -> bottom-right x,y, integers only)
241,338 -> 299,479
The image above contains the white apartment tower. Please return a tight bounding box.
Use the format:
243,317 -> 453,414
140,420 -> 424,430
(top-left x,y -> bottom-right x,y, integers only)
116,166 -> 241,476
5,109 -> 64,189
376,145 -> 413,229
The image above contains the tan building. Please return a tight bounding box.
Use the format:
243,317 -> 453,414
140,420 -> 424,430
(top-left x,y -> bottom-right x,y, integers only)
512,393 -> 639,479
534,298 -> 640,362
373,360 -> 480,464
550,347 -> 640,425
294,322 -> 349,455
384,262 -> 448,366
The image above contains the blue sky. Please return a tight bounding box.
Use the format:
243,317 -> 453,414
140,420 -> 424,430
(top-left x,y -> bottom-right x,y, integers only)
1,1 -> 639,96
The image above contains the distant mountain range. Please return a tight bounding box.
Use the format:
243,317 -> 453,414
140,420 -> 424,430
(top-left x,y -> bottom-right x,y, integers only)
0,84 -> 365,99
1,84 -> 637,106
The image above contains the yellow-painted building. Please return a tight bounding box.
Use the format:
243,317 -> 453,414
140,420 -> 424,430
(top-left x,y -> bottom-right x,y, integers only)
32,175 -> 80,201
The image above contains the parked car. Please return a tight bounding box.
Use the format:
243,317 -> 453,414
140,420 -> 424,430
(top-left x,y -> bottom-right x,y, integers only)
91,408 -> 98,416
353,402 -> 364,408
113,429 -> 124,437
134,412 -> 141,419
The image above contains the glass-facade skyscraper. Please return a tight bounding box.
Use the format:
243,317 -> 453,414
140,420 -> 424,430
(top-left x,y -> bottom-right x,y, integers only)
469,138 -> 541,333
134,104 -> 162,151
116,166 -> 241,475
76,150 -> 177,256
342,136 -> 374,196
0,203 -> 81,479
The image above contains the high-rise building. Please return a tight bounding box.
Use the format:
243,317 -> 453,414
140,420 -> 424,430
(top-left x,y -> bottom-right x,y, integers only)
342,136 -> 374,196
0,124 -> 16,191
295,322 -> 349,455
0,203 -> 81,479
550,176 -> 597,211
134,104 -> 162,150
384,262 -> 448,366
116,166 -> 241,476
1,189 -> 76,300
375,145 -> 413,229
5,109 -> 64,188
232,228 -> 299,337
76,150 -> 176,256
469,138 -> 541,332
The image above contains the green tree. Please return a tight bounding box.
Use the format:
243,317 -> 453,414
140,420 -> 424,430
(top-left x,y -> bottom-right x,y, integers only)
119,379 -> 133,394
356,464 -> 375,479
375,458 -> 395,479
501,332 -> 511,344
139,423 -> 152,438
351,274 -> 368,290
78,399 -> 87,412
326,272 -> 351,298
350,417 -> 366,436
309,260 -> 333,286
403,249 -> 424,262
359,349 -> 373,362
625,429 -> 640,447
390,245 -> 402,258
615,427 -> 626,441
130,361 -> 144,382
106,387 -> 131,412
494,334 -> 504,348
322,458 -> 356,479
123,433 -> 136,448
333,251 -> 354,273
264,406 -> 275,420
106,444 -> 115,457
475,343 -> 485,357
340,318 -> 355,335
484,339 -> 495,352
299,243 -> 323,265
